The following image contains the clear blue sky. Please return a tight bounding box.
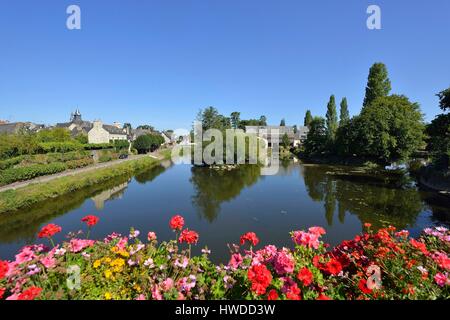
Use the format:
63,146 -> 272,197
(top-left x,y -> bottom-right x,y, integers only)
0,0 -> 449,131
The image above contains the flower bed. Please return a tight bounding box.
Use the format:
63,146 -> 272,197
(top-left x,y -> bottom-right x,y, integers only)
0,216 -> 449,300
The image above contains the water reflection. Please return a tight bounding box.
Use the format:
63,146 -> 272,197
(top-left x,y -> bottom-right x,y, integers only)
190,165 -> 262,222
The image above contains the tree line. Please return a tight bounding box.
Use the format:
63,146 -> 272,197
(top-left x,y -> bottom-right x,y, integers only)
301,62 -> 442,166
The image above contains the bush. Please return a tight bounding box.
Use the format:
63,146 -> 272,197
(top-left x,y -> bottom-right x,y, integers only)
0,156 -> 25,170
83,143 -> 114,150
0,162 -> 67,186
65,158 -> 94,170
37,142 -> 83,153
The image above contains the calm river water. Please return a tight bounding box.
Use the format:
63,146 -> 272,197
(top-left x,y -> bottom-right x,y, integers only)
0,160 -> 449,262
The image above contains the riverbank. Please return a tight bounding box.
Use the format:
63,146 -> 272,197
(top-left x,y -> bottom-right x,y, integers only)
418,166 -> 450,195
0,216 -> 448,300
0,149 -> 172,214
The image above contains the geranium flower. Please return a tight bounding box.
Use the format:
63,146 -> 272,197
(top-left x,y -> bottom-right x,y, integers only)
317,294 -> 332,300
240,232 -> 259,246
281,277 -> 301,300
410,239 -> 429,255
169,215 -> 185,231
179,229 -> 199,245
17,287 -> 42,300
38,224 -> 62,239
297,267 -> 314,286
15,247 -> 37,264
308,226 -> 326,236
247,264 -> 272,295
229,253 -> 243,269
0,288 -> 5,299
0,260 -> 8,280
273,249 -> 295,275
358,279 -> 373,294
81,215 -> 99,227
69,239 -> 95,253
434,273 -> 449,287
292,230 -> 320,249
324,258 -> 342,275
267,289 -> 278,300
147,232 -> 157,241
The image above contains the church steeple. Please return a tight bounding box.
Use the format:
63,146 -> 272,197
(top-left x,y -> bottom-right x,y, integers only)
72,108 -> 82,122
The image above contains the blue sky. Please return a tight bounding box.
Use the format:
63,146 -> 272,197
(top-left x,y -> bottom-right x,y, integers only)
0,0 -> 449,131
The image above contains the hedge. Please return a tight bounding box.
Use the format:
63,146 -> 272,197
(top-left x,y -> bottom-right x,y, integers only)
0,162 -> 67,186
65,158 -> 95,170
37,142 -> 84,153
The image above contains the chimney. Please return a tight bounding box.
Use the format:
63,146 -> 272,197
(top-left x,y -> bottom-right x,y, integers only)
93,120 -> 103,128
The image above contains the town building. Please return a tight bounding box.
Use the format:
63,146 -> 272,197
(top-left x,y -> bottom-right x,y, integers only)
245,125 -> 309,147
56,110 -> 128,144
0,122 -> 45,134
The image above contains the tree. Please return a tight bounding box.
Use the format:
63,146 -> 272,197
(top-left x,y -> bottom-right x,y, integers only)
357,95 -> 424,163
304,110 -> 313,128
437,87 -> 450,111
280,119 -> 286,126
133,135 -> 152,154
426,113 -> 450,168
282,133 -> 290,148
123,123 -> 132,133
259,116 -> 267,126
363,63 -> 391,108
304,117 -> 327,155
326,95 -> 338,141
339,98 -> 350,126
293,125 -> 298,134
230,112 -> 241,129
136,124 -> 154,131
197,106 -> 231,131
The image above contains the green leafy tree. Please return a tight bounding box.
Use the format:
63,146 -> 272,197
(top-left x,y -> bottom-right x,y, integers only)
282,133 -> 290,148
304,110 -> 313,128
132,135 -> 152,154
363,63 -> 392,108
426,113 -> 450,168
280,119 -> 286,126
326,95 -> 338,141
136,124 -> 154,131
259,115 -> 267,126
230,112 -> 241,129
304,117 -> 327,155
339,98 -> 350,126
357,95 -> 424,163
437,87 -> 450,111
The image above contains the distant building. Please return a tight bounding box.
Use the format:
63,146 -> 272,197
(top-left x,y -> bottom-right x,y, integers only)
245,125 -> 309,147
0,122 -> 45,134
57,110 -> 128,144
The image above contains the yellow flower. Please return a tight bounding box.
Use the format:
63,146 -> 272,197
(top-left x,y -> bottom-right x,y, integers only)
117,250 -> 130,258
103,257 -> 112,263
93,260 -> 101,268
113,266 -> 123,273
110,258 -> 125,267
105,292 -> 112,300
104,269 -> 113,279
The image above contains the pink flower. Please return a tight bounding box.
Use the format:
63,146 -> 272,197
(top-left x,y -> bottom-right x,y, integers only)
273,249 -> 295,275
229,253 -> 243,269
161,278 -> 175,291
174,257 -> 189,269
434,273 -> 449,287
292,230 -> 320,249
15,247 -> 36,264
308,226 -> 326,236
116,237 -> 128,251
69,239 -> 95,253
147,232 -> 157,241
40,256 -> 56,269
151,285 -> 163,300
178,275 -> 196,293
135,294 -> 146,300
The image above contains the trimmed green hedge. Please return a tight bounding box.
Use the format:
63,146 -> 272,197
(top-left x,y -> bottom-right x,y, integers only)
38,142 -> 84,153
0,156 -> 25,170
0,162 -> 67,186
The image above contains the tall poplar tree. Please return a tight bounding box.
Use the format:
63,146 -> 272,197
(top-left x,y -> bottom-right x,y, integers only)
363,63 -> 391,108
326,95 -> 338,140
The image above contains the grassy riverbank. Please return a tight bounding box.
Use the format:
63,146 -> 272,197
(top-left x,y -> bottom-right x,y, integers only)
0,149 -> 171,214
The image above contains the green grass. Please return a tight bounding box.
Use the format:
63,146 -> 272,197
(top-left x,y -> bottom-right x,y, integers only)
0,153 -> 170,214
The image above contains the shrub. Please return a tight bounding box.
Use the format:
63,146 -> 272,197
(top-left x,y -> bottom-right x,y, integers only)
65,158 -> 94,170
83,143 -> 113,150
0,156 -> 25,170
0,162 -> 67,186
37,142 -> 83,153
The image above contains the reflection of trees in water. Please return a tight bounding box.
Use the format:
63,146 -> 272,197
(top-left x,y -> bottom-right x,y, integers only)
134,164 -> 167,184
302,165 -> 426,229
0,176 -> 131,243
190,165 -> 262,222
0,165 -> 169,244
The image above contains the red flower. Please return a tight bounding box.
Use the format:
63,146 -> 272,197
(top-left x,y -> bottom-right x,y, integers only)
240,232 -> 259,246
18,287 -> 42,300
267,289 -> 278,300
179,229 -> 199,245
0,288 -> 5,299
317,294 -> 332,300
358,279 -> 373,295
364,223 -> 372,228
81,215 -> 99,227
308,226 -> 326,236
324,258 -> 342,275
0,260 -> 8,280
247,264 -> 272,295
410,239 -> 429,255
297,267 -> 314,286
169,215 -> 185,231
38,224 -> 62,239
